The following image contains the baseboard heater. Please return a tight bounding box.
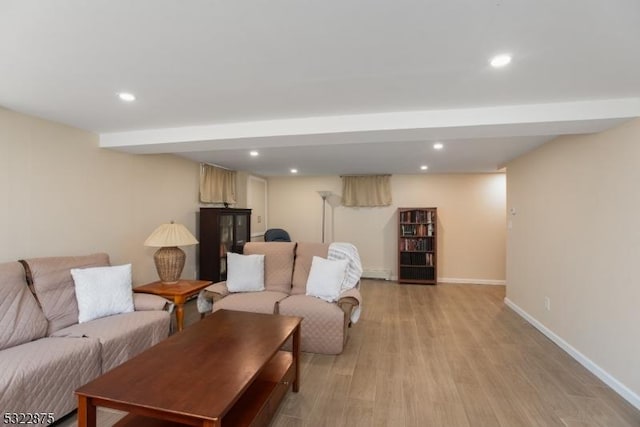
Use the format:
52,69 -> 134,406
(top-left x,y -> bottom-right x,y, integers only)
362,269 -> 391,280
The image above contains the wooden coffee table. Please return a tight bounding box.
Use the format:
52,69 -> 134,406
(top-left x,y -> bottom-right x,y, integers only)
76,310 -> 302,427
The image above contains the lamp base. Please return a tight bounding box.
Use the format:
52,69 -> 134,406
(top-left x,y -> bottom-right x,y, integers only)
153,246 -> 185,284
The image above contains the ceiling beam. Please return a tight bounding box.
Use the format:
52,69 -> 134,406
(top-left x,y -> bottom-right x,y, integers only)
100,98 -> 640,154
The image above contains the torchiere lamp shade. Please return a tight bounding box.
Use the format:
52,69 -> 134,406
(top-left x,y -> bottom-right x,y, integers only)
144,222 -> 198,284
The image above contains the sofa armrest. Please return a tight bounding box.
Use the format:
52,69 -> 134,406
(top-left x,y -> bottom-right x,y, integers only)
133,293 -> 171,311
197,281 -> 229,315
338,287 -> 362,326
203,281 -> 230,300
338,287 -> 361,307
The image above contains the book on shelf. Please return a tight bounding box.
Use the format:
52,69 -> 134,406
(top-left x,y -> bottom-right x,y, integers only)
400,238 -> 434,252
399,251 -> 437,266
400,209 -> 436,225
399,266 -> 435,281
400,223 -> 436,237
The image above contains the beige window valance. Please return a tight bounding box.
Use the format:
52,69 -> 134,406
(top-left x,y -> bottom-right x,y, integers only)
342,175 -> 392,207
199,163 -> 237,204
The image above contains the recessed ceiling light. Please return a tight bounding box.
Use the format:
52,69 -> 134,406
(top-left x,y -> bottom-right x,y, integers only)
490,54 -> 512,68
290,168 -> 298,174
433,142 -> 444,150
420,165 -> 428,171
118,92 -> 136,102
249,150 -> 259,157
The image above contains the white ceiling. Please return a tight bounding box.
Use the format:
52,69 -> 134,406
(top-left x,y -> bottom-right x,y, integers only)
1,0 -> 639,175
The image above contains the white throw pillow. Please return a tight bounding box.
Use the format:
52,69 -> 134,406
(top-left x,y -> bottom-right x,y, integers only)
71,264 -> 135,323
305,256 -> 348,302
226,253 -> 265,292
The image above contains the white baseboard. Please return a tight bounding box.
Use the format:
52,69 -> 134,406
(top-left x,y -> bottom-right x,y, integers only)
438,277 -> 506,285
385,276 -> 505,285
362,269 -> 392,280
504,297 -> 640,410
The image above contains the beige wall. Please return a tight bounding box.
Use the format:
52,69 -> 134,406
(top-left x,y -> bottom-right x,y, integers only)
268,173 -> 506,282
0,107 -> 200,284
506,118 -> 640,399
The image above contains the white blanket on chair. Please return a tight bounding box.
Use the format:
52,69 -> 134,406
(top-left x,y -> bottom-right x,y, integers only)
328,242 -> 363,323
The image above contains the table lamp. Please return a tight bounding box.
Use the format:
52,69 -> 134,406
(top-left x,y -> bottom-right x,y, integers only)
144,221 -> 199,284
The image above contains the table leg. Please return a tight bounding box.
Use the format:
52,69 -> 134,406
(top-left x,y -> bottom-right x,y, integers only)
77,395 -> 96,427
292,323 -> 300,392
175,296 -> 186,332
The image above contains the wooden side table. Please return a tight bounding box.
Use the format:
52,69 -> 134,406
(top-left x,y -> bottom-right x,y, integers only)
134,279 -> 212,332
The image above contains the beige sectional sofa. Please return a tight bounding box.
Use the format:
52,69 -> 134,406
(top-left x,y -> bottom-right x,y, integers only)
201,242 -> 362,355
0,254 -> 170,425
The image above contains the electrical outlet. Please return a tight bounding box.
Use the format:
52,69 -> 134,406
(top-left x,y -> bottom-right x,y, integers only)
544,297 -> 551,311
257,215 -> 262,223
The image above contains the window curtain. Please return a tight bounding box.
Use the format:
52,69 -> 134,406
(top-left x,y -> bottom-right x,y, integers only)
342,175 -> 392,207
199,163 -> 237,204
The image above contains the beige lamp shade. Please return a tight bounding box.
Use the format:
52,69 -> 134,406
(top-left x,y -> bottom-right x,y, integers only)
144,222 -> 198,284
144,222 -> 198,247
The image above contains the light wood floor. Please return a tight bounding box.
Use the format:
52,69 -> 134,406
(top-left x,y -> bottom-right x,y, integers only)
56,280 -> 640,427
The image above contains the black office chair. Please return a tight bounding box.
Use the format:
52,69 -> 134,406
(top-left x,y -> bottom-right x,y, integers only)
264,228 -> 291,242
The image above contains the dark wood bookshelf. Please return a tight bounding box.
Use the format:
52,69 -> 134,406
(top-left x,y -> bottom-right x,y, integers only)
398,207 -> 437,285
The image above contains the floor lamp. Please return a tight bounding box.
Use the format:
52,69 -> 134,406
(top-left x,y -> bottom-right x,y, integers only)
317,191 -> 332,243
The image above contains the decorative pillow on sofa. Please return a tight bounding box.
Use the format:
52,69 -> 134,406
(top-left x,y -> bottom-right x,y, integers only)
71,264 -> 134,323
305,256 -> 348,302
226,253 -> 265,292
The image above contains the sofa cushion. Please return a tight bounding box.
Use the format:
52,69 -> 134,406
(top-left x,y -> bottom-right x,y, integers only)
133,293 -> 170,311
0,337 -> 101,421
52,310 -> 169,373
291,242 -> 329,295
226,253 -> 265,292
213,291 -> 289,315
305,256 -> 348,302
244,242 -> 296,294
278,294 -> 345,354
71,264 -> 135,323
21,253 -> 110,334
0,262 -> 48,351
